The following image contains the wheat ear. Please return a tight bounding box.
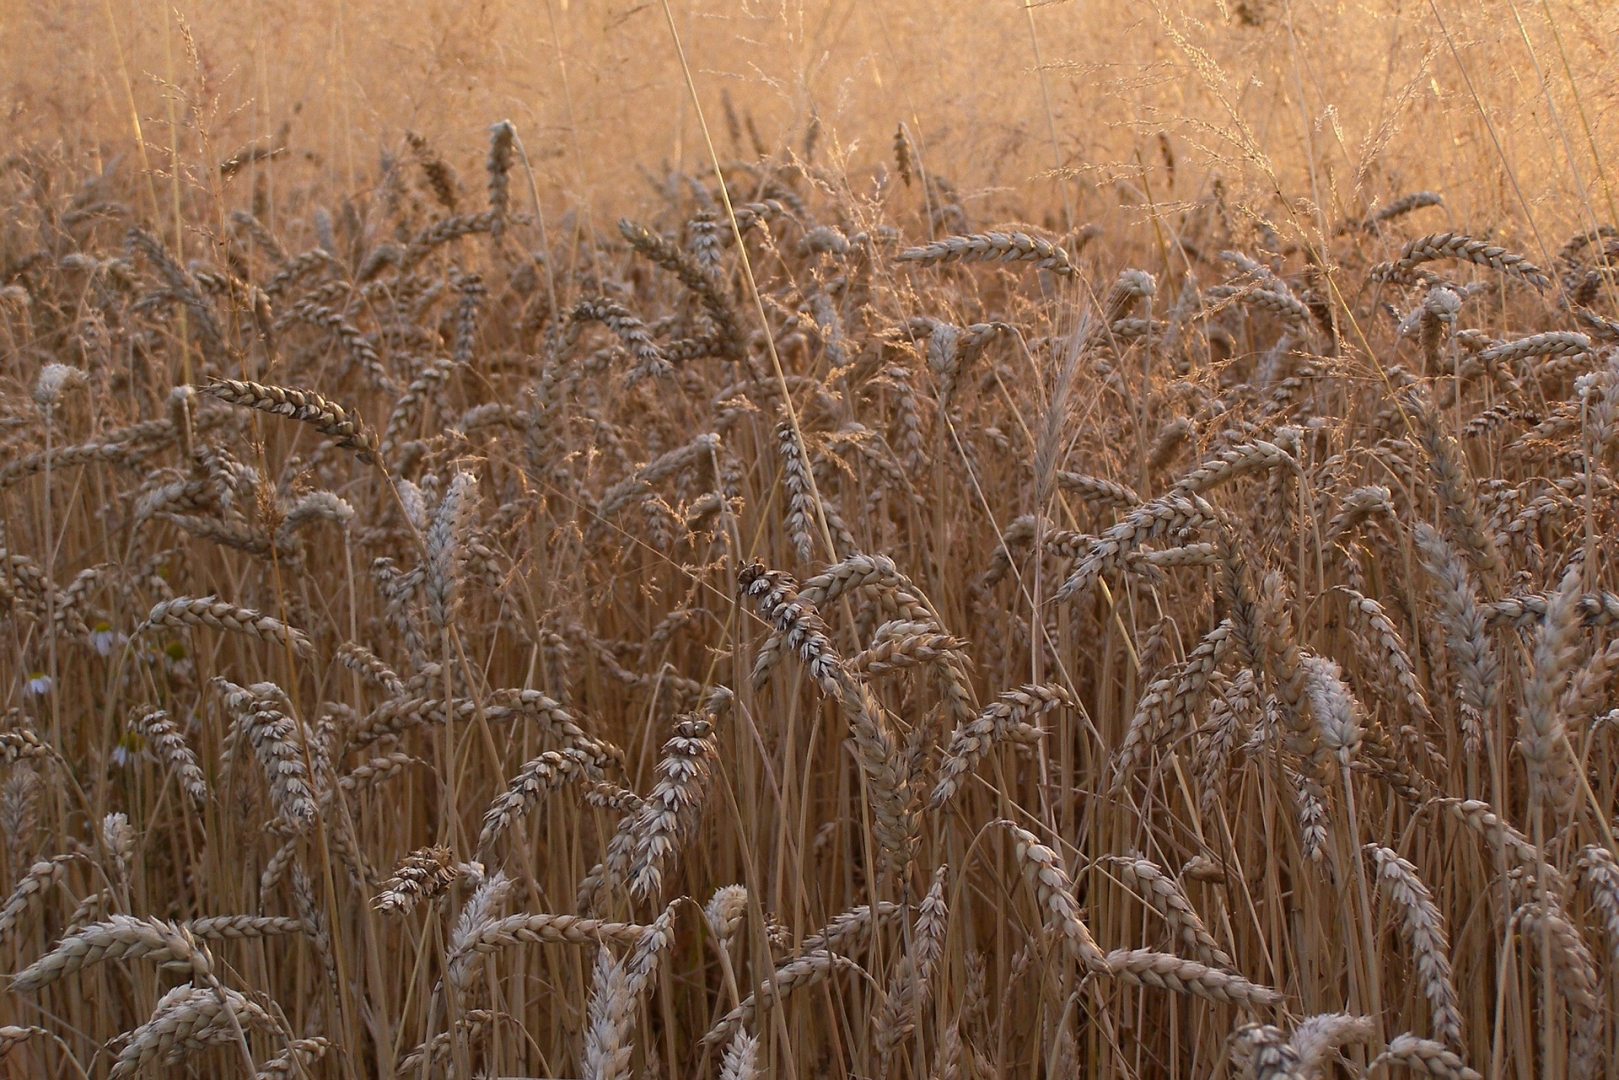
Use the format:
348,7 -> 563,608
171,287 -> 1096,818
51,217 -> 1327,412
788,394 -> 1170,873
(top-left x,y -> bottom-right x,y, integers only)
204,378 -> 380,460
999,821 -> 1108,973
1372,1034 -> 1482,1080
1366,845 -> 1463,1046
141,596 -> 313,657
9,914 -> 213,993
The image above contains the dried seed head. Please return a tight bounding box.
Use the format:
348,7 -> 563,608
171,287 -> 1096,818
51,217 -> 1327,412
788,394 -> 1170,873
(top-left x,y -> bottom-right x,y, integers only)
375,845 -> 459,915
34,364 -> 88,409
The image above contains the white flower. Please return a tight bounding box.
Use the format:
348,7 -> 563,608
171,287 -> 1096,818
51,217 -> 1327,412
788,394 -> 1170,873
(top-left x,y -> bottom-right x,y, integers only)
90,621 -> 117,656
25,672 -> 52,696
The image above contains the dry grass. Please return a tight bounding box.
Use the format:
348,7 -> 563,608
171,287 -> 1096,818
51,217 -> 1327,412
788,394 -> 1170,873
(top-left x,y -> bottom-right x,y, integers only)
4,1 -> 1619,1078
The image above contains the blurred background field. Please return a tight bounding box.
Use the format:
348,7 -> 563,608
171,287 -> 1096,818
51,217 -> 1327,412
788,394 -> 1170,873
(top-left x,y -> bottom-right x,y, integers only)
7,0 -> 1619,243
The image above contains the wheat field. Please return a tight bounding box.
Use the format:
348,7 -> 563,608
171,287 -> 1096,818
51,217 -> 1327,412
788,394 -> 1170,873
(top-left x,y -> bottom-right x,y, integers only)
4,1 -> 1619,1078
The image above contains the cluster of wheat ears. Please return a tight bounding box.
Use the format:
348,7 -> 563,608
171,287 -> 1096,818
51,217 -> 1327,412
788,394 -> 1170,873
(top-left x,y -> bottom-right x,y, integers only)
2,117 -> 1619,1080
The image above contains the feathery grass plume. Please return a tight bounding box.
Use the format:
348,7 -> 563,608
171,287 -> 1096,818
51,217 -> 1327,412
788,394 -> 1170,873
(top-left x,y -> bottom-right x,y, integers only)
107,982 -> 272,1080
1366,845 -> 1463,1046
1300,654 -> 1363,766
141,595 -> 314,656
874,864 -> 950,1070
447,870 -> 512,994
1520,568 -> 1583,815
1413,524 -> 1497,755
1103,949 -> 1279,1006
999,821 -> 1107,973
1114,855 -> 1232,969
628,713 -> 718,902
212,679 -> 316,827
203,379 -> 380,462
9,914 -> 213,993
1373,1034 -> 1482,1080
478,745 -> 595,853
739,561 -> 915,875
896,231 -> 1076,276
375,845 -> 460,914
253,1036 -> 331,1080
1054,492 -> 1220,600
425,470 -> 478,627
131,706 -> 209,808
1373,232 -> 1551,288
932,685 -> 1073,808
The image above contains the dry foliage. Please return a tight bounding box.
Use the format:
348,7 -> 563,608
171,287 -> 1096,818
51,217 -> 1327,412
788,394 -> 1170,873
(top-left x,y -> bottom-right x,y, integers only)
4,4 -> 1619,1077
